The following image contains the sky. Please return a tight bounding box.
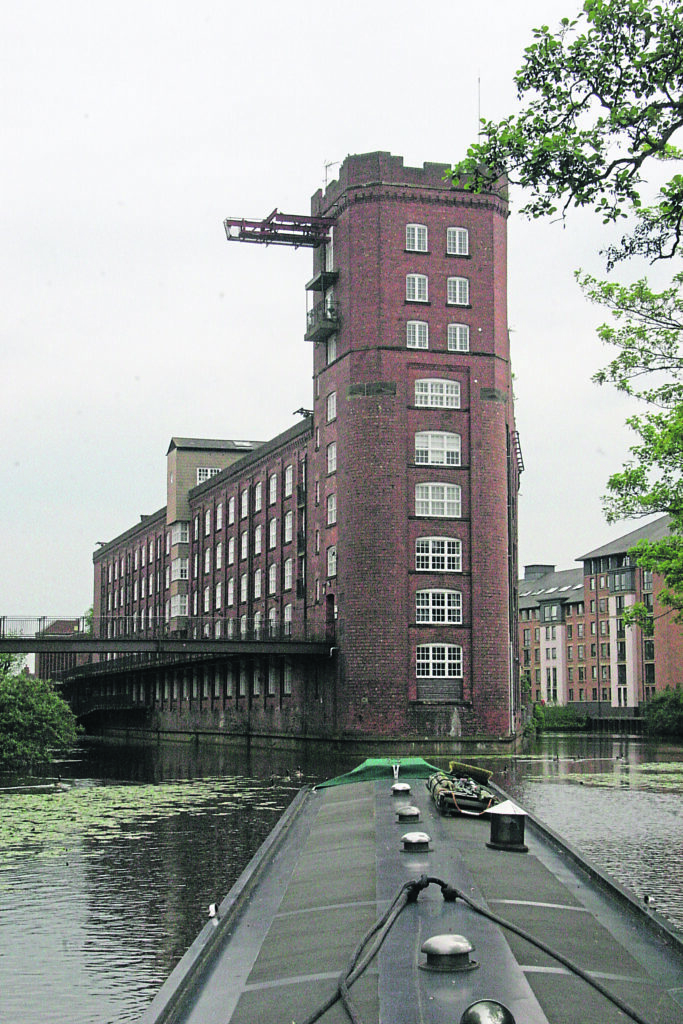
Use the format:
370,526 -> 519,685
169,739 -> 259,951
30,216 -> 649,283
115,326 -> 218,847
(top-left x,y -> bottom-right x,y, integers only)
1,0 -> 649,615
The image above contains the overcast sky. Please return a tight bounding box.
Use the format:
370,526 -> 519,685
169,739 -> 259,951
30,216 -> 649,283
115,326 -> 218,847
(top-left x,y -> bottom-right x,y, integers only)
2,0 -> 648,615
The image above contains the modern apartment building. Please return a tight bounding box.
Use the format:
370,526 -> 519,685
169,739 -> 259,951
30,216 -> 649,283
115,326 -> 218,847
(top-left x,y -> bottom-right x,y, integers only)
519,516 -> 683,713
90,152 -> 521,744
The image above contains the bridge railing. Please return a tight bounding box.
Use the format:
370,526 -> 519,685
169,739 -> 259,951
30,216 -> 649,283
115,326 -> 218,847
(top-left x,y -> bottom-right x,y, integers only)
0,616 -> 90,639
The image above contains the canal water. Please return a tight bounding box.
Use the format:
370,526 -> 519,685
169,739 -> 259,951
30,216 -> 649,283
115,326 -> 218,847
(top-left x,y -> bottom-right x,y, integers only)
0,734 -> 681,1024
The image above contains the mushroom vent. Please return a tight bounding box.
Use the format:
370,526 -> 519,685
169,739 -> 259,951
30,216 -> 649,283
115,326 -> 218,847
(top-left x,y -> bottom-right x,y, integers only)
401,831 -> 430,852
420,933 -> 478,973
396,804 -> 421,822
391,782 -> 411,796
459,1000 -> 516,1023
486,800 -> 528,853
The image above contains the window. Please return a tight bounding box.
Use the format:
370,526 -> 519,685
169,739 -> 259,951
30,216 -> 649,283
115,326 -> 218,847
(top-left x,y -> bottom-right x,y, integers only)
171,522 -> 189,545
284,510 -> 293,543
284,604 -> 293,636
228,496 -> 235,524
284,465 -> 293,497
416,644 -> 463,678
171,594 -> 188,617
226,537 -> 235,566
268,563 -> 277,595
240,531 -> 248,559
327,545 -> 337,577
326,334 -> 337,364
327,442 -> 337,474
240,574 -> 248,602
406,224 -> 428,251
415,431 -> 461,466
284,558 -> 293,590
227,578 -> 234,606
327,493 -> 337,525
216,542 -> 222,570
254,524 -> 262,555
240,488 -> 249,519
269,474 -> 277,504
254,569 -> 262,599
447,277 -> 469,306
406,274 -> 428,302
415,379 -> 460,408
447,324 -> 470,352
204,548 -> 211,574
203,586 -> 210,613
215,582 -> 222,609
197,467 -> 220,484
203,509 -> 211,536
171,557 -> 189,582
216,503 -> 223,531
415,537 -> 462,572
415,482 -> 461,517
416,589 -> 462,624
407,321 -> 429,349
446,227 -> 469,255
269,518 -> 277,549
254,482 -> 262,512
327,391 -> 337,421
284,660 -> 293,695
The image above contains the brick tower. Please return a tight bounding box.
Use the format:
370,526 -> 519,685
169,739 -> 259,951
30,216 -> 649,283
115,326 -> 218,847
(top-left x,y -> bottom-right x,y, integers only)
305,152 -> 520,740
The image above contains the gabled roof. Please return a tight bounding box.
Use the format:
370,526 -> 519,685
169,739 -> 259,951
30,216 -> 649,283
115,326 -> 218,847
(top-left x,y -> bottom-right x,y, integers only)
579,515 -> 672,561
167,437 -> 262,455
518,566 -> 584,608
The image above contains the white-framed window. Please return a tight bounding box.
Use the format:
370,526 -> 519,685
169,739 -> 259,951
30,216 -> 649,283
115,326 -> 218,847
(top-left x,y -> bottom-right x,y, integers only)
164,566 -> 170,589
228,496 -> 235,524
133,580 -> 138,601
240,488 -> 249,519
227,536 -> 236,564
415,379 -> 460,408
406,224 -> 428,252
197,467 -> 220,485
193,590 -> 198,615
416,537 -> 462,572
240,531 -> 248,559
227,577 -> 234,606
240,574 -> 248,602
171,594 -> 188,618
284,510 -> 293,543
448,324 -> 470,352
215,582 -> 222,609
216,503 -> 223,531
447,277 -> 469,306
327,391 -> 337,422
416,589 -> 462,624
268,517 -> 277,549
407,320 -> 428,349
327,545 -> 337,578
254,481 -> 262,512
203,586 -> 210,613
283,604 -> 293,636
416,644 -> 463,678
268,563 -> 277,595
254,569 -> 262,599
148,574 -> 154,596
406,274 -> 428,302
193,517 -> 199,542
446,227 -> 469,256
327,492 -> 337,525
284,465 -> 293,497
284,660 -> 293,695
327,442 -> 337,474
253,612 -> 262,641
204,548 -> 211,574
140,545 -> 145,568
415,431 -> 461,466
216,542 -> 223,570
268,607 -> 278,638
204,509 -> 211,536
327,334 -> 337,365
284,557 -> 293,591
415,483 -> 461,518
171,557 -> 189,582
254,524 -> 262,555
149,541 -> 154,563
269,473 -> 277,504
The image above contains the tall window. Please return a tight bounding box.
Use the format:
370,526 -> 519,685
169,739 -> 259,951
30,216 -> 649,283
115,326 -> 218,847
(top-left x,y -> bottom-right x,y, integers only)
215,582 -> 222,609
327,391 -> 337,421
415,379 -> 460,408
284,465 -> 293,497
254,569 -> 262,599
284,510 -> 293,543
228,537 -> 235,565
268,563 -> 277,594
407,321 -> 428,349
269,517 -> 277,549
254,524 -> 262,554
406,224 -> 428,251
227,578 -> 234,606
416,537 -> 462,572
416,589 -> 462,624
415,483 -> 461,518
254,481 -> 262,511
448,324 -> 470,352
415,431 -> 461,466
327,442 -> 337,474
446,227 -> 469,255
327,492 -> 337,525
269,473 -> 277,504
204,548 -> 211,574
240,488 -> 249,518
327,334 -> 337,364
284,558 -> 293,590
240,531 -> 248,559
284,604 -> 293,636
416,644 -> 463,678
216,503 -> 223,530
240,574 -> 248,602
204,509 -> 211,536
406,274 -> 428,302
327,545 -> 337,577
447,277 -> 469,306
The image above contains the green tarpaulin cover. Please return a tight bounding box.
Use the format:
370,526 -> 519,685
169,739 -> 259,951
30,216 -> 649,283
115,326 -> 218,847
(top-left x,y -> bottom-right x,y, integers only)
317,756 -> 440,788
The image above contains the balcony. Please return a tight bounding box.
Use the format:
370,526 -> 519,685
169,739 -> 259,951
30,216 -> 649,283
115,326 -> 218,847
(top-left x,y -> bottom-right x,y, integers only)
305,269 -> 339,293
305,301 -> 339,342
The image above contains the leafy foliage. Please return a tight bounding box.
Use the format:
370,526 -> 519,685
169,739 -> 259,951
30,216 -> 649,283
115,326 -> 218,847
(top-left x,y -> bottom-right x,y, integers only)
536,704 -> 589,731
449,0 -> 683,267
644,685 -> 683,737
0,669 -> 79,770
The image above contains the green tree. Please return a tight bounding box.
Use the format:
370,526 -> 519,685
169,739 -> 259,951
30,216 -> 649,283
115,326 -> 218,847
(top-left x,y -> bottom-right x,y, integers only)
0,665 -> 79,770
449,0 -> 683,608
644,685 -> 683,737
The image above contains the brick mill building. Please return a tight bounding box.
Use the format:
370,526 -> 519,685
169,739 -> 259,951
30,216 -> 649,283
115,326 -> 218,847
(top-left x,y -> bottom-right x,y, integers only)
89,152 -> 522,746
519,516 -> 683,719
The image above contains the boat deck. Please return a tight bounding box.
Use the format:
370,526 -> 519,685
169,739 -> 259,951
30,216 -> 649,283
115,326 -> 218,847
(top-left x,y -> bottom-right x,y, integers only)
142,777 -> 683,1024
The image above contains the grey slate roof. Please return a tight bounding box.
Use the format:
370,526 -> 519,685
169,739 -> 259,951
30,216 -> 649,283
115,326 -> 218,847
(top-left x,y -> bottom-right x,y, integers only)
579,515 -> 672,560
518,566 -> 584,609
167,437 -> 262,454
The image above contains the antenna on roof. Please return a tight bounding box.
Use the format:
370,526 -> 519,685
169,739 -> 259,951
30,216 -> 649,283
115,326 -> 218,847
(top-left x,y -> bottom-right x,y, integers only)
324,160 -> 341,188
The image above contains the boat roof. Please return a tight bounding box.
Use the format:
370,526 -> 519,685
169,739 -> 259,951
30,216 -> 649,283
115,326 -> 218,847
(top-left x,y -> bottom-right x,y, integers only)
141,765 -> 683,1024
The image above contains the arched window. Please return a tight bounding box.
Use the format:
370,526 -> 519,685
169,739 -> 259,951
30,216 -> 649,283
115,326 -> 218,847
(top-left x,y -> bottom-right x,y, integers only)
415,379 -> 460,408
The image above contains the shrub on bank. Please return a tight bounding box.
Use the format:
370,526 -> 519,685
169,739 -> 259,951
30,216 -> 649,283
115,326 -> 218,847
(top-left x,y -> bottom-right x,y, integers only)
535,704 -> 589,732
644,685 -> 683,738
